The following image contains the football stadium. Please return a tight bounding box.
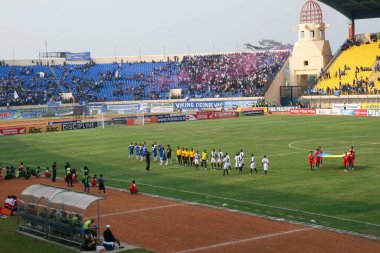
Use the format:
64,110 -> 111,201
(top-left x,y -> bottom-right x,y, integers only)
1,0 -> 380,252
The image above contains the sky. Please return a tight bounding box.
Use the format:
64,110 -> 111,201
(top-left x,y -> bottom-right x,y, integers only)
0,0 -> 379,60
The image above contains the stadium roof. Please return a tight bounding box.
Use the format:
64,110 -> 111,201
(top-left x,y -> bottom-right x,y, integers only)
319,0 -> 380,20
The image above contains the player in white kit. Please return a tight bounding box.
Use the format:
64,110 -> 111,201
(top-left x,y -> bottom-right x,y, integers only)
217,149 -> 224,169
223,152 -> 230,176
262,155 -> 269,176
211,149 -> 217,169
194,151 -> 200,170
250,153 -> 258,175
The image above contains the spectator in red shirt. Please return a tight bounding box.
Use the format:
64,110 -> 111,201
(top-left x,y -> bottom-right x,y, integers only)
129,180 -> 139,194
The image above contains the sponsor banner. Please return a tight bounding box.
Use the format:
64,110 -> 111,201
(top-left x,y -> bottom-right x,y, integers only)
290,108 -> 316,115
48,120 -> 79,125
191,111 -> 238,120
150,107 -> 174,113
173,101 -> 223,110
361,103 -> 380,110
316,109 -> 332,115
47,101 -> 62,107
0,127 -> 26,136
239,107 -> 268,113
157,115 -> 186,123
330,109 -> 342,116
241,110 -> 264,116
354,109 -> 367,117
186,114 -> 198,121
149,102 -> 173,108
62,121 -> 98,131
341,109 -> 354,116
331,104 -> 361,110
65,52 -> 91,61
367,110 -> 380,117
223,100 -> 258,110
0,110 -> 19,120
26,125 -> 62,134
268,106 -> 298,112
107,104 -> 140,111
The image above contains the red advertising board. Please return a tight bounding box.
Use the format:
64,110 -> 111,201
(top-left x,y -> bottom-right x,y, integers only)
290,108 -> 316,115
354,109 -> 367,117
0,127 -> 26,136
194,111 -> 237,120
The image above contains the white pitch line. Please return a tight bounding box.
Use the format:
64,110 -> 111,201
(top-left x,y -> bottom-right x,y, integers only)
94,204 -> 184,218
175,227 -> 314,253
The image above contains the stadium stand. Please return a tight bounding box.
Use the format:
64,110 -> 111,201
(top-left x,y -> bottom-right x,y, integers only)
0,51 -> 289,106
307,36 -> 380,95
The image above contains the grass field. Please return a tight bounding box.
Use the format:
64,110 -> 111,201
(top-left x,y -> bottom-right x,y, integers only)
1,115 -> 380,238
0,217 -> 151,253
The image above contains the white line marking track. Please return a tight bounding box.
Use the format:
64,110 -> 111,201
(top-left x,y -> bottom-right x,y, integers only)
175,227 -> 315,253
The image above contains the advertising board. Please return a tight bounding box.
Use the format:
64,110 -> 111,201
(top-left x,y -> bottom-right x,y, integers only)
0,127 -> 26,136
290,108 -> 316,115
341,110 -> 354,116
26,125 -> 62,134
354,109 -> 367,117
157,115 -> 186,123
361,103 -> 380,110
268,106 -> 298,112
367,110 -> 380,117
331,104 -> 361,110
316,109 -> 332,115
241,110 -> 265,116
173,101 -> 223,110
62,121 -> 98,131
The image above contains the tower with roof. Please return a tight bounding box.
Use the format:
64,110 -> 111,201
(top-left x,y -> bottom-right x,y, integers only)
289,0 -> 332,87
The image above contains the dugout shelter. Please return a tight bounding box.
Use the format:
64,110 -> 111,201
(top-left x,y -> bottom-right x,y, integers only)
17,184 -> 105,246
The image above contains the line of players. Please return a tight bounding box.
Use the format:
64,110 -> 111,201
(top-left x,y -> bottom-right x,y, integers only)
129,143 -> 270,176
128,142 -> 172,166
308,146 -> 356,172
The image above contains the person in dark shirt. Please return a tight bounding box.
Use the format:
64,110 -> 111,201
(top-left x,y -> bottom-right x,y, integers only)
98,174 -> 105,195
166,145 -> 172,165
103,225 -> 123,250
146,151 -> 151,171
51,161 -> 57,182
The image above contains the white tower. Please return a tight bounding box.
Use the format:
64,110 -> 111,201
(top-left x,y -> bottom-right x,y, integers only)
289,0 -> 332,87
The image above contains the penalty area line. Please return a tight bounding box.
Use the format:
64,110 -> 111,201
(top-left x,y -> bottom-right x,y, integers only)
175,227 -> 314,253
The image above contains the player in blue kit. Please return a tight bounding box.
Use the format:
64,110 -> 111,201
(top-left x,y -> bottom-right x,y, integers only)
129,143 -> 134,159
152,143 -> 158,162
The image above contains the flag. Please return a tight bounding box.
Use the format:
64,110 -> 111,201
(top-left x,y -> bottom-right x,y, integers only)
13,90 -> 19,99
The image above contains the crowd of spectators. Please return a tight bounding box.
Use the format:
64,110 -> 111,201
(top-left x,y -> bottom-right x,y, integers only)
308,37 -> 380,96
178,52 -> 289,98
0,51 -> 289,106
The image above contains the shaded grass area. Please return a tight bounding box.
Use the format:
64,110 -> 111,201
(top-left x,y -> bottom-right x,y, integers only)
1,115 -> 380,237
0,217 -> 152,253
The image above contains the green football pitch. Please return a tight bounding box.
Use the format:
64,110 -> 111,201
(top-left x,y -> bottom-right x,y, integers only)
1,115 -> 380,237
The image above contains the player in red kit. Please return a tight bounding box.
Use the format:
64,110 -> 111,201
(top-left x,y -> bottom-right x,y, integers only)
348,151 -> 355,170
314,148 -> 321,170
318,146 -> 323,167
343,152 -> 349,172
308,151 -> 315,170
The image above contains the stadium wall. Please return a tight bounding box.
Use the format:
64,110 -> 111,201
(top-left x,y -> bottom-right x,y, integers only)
302,95 -> 380,109
3,51 -> 238,66
265,59 -> 288,104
